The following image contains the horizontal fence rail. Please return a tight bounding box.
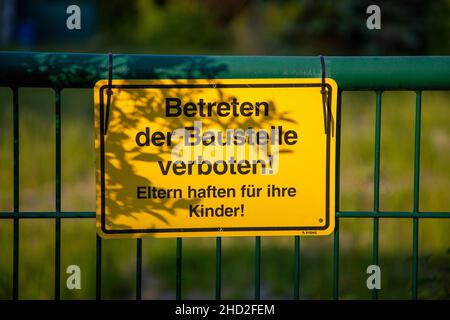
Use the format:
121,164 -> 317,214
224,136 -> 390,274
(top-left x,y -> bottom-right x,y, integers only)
0,52 -> 449,300
0,211 -> 448,219
0,53 -> 450,90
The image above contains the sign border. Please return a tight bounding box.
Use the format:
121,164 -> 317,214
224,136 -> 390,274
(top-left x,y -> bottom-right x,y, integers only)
98,82 -> 333,235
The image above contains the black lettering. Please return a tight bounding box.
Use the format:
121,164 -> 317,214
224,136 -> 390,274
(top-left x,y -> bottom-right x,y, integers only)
285,130 -> 298,145
189,204 -> 200,217
216,102 -> 230,117
255,101 -> 269,116
240,102 -> 253,117
184,102 -> 197,117
135,127 -> 150,147
158,161 -> 172,175
151,131 -> 166,146
172,161 -> 186,175
137,186 -> 146,199
165,98 -> 182,117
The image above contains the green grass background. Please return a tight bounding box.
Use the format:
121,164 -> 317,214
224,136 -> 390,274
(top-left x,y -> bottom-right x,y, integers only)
0,88 -> 449,299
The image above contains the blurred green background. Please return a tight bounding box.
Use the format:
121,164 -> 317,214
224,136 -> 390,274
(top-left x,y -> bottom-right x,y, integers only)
0,0 -> 449,299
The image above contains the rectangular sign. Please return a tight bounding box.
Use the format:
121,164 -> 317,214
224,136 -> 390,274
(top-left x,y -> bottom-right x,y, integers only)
95,78 -> 337,238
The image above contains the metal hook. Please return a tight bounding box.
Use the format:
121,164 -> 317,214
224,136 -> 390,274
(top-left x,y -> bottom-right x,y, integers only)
104,53 -> 113,135
319,55 -> 330,135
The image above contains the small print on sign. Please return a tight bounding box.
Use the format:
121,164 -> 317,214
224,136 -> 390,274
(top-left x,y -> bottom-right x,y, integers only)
95,78 -> 337,238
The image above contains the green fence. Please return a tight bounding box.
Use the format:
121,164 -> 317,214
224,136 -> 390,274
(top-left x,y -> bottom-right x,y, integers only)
0,52 -> 449,300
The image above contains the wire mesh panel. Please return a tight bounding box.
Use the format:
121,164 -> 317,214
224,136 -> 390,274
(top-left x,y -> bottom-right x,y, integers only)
0,53 -> 449,300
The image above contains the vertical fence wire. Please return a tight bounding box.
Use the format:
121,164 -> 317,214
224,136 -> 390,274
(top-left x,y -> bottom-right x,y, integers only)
176,237 -> 182,300
136,239 -> 142,300
412,91 -> 422,299
54,88 -> 62,300
332,89 -> 342,300
12,86 -> 19,300
96,235 -> 102,300
332,219 -> 340,300
254,236 -> 261,300
293,236 -> 300,299
215,237 -> 222,300
372,90 -> 382,300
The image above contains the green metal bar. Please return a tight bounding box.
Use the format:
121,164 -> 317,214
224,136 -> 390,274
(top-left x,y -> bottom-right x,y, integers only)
0,211 -> 447,219
0,211 -> 96,218
254,236 -> 261,300
372,90 -> 382,300
336,211 -> 449,219
412,91 -> 422,299
215,237 -> 222,300
412,221 -> 419,299
54,88 -> 61,300
293,236 -> 300,300
176,237 -> 182,300
332,89 -> 342,300
333,219 -> 340,300
12,86 -> 19,300
96,235 -> 102,300
136,239 -> 142,300
1,53 -> 450,90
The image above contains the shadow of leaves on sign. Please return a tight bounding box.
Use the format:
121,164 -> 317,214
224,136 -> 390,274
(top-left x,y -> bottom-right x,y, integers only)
101,57 -> 296,231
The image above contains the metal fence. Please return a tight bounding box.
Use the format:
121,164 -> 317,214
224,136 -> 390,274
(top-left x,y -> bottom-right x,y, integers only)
0,53 -> 449,300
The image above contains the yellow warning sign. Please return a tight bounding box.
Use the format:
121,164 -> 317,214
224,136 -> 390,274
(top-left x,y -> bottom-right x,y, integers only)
95,78 -> 337,238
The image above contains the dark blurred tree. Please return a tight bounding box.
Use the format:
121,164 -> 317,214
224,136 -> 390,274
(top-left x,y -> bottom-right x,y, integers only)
427,0 -> 450,54
97,0 -> 140,40
280,0 -> 450,55
203,0 -> 250,27
93,0 -> 449,55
